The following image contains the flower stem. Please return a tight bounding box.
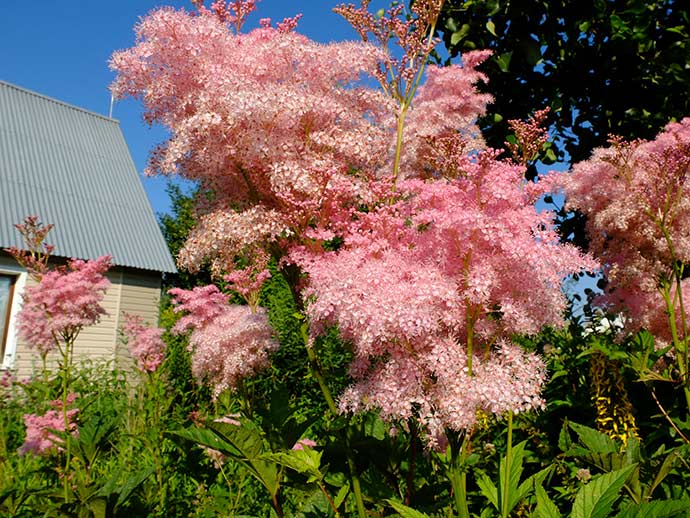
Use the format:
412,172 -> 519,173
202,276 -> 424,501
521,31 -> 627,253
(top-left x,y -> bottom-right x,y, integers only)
300,320 -> 366,517
448,432 -> 470,518
661,283 -> 690,412
61,338 -> 73,503
301,324 -> 338,415
501,412 -> 514,518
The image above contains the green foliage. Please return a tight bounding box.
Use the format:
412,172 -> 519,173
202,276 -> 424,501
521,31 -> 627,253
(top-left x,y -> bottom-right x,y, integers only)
158,183 -> 212,291
476,440 -> 553,516
571,465 -> 636,518
438,0 -> 690,166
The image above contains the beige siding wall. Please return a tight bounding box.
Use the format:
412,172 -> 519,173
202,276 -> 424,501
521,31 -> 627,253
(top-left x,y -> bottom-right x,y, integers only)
114,271 -> 162,368
1,257 -> 162,378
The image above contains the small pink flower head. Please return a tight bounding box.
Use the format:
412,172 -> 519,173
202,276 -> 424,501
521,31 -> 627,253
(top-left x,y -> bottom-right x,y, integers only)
48,393 -> 78,409
223,251 -> 271,307
202,446 -> 227,469
122,314 -> 166,372
214,413 -> 241,426
199,0 -> 257,30
19,405 -> 79,456
189,305 -> 279,397
276,14 -> 302,33
0,370 -> 13,388
5,216 -> 54,277
292,438 -> 317,451
17,255 -> 111,354
169,284 -> 230,334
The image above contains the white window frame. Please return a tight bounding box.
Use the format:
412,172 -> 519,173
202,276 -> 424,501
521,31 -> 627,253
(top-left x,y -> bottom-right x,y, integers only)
0,264 -> 27,370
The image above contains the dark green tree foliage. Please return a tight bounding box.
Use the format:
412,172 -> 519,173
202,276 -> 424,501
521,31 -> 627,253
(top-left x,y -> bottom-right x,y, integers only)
436,0 -> 690,166
158,183 -> 212,291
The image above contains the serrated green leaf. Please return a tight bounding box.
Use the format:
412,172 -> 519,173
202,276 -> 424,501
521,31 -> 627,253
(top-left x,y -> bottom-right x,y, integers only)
572,465 -> 636,518
569,422 -> 618,454
333,482 -> 350,509
514,465 -> 554,510
170,425 -> 239,457
614,499 -> 690,518
647,444 -> 690,499
499,441 -> 527,514
386,499 -> 432,517
175,420 -> 281,497
262,449 -> 323,480
558,422 -> 573,452
582,452 -> 625,473
114,466 -> 156,509
534,484 -> 561,518
477,474 -> 499,510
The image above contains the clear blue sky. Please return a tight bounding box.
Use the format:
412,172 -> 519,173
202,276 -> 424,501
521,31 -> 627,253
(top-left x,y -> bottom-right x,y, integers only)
0,0 -> 385,216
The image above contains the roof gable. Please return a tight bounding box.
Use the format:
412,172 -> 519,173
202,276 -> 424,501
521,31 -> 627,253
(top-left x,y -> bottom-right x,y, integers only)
0,81 -> 176,273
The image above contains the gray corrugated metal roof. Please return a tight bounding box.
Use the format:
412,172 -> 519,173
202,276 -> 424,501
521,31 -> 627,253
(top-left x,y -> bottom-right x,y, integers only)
0,81 -> 176,273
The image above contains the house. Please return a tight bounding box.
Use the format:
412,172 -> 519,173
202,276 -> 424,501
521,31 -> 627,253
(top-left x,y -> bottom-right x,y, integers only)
0,80 -> 176,376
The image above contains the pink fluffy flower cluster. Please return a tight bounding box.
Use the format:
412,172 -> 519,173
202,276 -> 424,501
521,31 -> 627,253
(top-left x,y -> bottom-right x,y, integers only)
17,256 -> 111,355
169,286 -> 278,397
111,1 -> 595,439
109,2 -> 491,277
298,152 -> 593,437
561,119 -> 690,342
19,394 -> 79,456
122,314 -> 167,372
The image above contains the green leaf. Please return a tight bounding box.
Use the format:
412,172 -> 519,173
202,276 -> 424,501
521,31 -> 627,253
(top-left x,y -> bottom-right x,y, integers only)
544,148 -> 557,164
171,426 -> 241,457
571,465 -> 636,518
333,482 -> 350,509
514,465 -> 554,510
499,441 -> 527,514
114,466 -> 156,509
646,445 -> 690,499
495,51 -> 513,72
173,421 -> 281,498
534,483 -> 561,518
614,500 -> 690,518
569,422 -> 618,454
451,24 -> 471,46
363,413 -> 387,441
558,422 -> 573,452
486,20 -> 497,36
89,497 -> 107,518
477,474 -> 499,510
263,449 -> 323,480
386,499 -> 432,517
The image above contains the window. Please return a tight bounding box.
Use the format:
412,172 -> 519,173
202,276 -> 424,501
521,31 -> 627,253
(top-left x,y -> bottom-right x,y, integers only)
0,274 -> 16,361
0,267 -> 25,369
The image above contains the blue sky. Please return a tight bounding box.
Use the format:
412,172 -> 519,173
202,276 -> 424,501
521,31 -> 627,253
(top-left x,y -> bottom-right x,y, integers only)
0,0 -> 385,216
